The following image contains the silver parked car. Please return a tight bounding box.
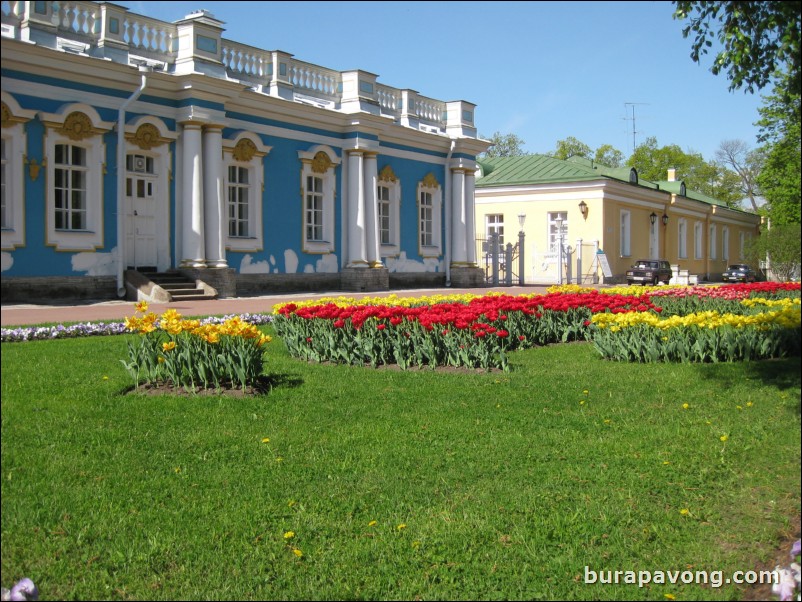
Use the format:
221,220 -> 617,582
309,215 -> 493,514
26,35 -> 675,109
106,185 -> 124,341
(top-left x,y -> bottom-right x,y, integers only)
722,264 -> 757,283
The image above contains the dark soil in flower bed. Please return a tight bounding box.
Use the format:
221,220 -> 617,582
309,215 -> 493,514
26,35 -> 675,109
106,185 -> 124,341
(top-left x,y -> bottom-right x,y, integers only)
125,376 -> 275,397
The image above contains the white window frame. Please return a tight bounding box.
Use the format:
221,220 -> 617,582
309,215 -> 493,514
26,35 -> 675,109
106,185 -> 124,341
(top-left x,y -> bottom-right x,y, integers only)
619,209 -> 631,257
417,174 -> 442,257
739,231 -> 746,260
224,134 -> 269,253
486,213 -> 505,247
41,105 -> 112,251
694,222 -> 703,259
1,125 -> 26,250
299,146 -> 340,254
377,165 -> 400,258
1,93 -> 36,251
678,218 -> 688,259
709,224 -> 717,260
548,211 -> 568,254
722,226 -> 729,262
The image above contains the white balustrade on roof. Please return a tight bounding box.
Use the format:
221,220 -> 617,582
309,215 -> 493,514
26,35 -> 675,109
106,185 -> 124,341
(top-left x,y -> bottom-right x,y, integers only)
2,0 -> 466,136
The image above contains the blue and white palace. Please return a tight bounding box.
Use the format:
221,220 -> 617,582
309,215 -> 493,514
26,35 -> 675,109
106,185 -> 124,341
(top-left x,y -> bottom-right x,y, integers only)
1,2 -> 488,302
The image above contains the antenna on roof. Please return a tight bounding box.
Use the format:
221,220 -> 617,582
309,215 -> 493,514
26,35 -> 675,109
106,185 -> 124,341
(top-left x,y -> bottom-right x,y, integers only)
623,102 -> 649,154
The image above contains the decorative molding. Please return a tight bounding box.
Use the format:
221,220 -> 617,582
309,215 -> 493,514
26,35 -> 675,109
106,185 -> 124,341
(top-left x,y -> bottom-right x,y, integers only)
378,165 -> 397,183
1,102 -> 33,128
311,150 -> 334,174
232,138 -> 258,162
59,111 -> 95,141
23,155 -> 45,181
421,172 -> 440,189
128,123 -> 167,150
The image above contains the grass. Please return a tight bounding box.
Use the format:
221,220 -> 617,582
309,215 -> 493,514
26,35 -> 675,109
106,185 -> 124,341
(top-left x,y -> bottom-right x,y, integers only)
1,330 -> 800,600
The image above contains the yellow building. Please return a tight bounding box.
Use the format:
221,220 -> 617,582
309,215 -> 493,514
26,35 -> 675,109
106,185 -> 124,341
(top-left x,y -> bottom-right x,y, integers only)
474,155 -> 761,284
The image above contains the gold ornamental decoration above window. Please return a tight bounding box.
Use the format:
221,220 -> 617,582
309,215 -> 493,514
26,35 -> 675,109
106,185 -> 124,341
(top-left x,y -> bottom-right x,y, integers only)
232,138 -> 258,162
130,123 -> 166,150
421,172 -> 440,189
59,111 -> 95,141
379,165 -> 398,183
1,102 -> 13,128
311,151 -> 333,174
1,102 -> 32,128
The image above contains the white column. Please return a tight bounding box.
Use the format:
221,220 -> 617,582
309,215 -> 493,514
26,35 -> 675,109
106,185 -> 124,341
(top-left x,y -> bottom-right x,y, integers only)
180,122 -> 206,268
450,168 -> 467,265
465,170 -> 477,266
346,150 -> 367,267
363,152 -> 382,267
203,125 -> 227,268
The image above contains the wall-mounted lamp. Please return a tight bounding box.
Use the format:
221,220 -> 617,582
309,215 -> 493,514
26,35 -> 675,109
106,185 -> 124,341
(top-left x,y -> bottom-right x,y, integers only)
661,213 -> 669,226
518,213 -> 526,231
649,212 -> 657,225
578,200 -> 588,219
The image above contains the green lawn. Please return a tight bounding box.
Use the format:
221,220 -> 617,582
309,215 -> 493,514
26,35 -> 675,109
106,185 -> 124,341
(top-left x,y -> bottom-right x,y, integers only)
2,330 -> 800,600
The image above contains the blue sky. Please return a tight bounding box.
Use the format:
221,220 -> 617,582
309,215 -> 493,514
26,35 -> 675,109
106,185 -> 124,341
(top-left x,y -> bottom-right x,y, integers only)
118,1 -> 767,161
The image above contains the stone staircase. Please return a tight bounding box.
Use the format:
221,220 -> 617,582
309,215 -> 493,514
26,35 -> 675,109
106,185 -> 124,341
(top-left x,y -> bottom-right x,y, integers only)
125,270 -> 217,302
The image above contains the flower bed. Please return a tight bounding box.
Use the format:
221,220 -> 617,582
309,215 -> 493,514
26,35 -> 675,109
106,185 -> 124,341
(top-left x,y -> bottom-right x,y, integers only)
1,313 -> 273,343
274,283 -> 801,370
273,291 -> 658,371
122,303 -> 272,391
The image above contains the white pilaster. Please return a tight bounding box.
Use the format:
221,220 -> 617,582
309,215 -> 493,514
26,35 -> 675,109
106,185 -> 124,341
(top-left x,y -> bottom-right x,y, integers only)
346,150 -> 367,267
451,168 -> 467,265
363,152 -> 382,267
465,170 -> 477,266
180,122 -> 206,268
203,125 -> 227,268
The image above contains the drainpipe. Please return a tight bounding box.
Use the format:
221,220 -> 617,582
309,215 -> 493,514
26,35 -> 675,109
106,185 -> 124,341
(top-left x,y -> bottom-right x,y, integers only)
444,139 -> 455,287
116,66 -> 150,297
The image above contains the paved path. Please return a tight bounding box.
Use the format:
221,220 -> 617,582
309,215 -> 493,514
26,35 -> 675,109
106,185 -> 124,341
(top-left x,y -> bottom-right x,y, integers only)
1,285 -> 553,327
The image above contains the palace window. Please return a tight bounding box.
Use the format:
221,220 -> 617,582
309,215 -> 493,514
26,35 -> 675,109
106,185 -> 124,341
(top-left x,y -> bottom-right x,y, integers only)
417,174 -> 442,256
377,167 -> 401,257
54,143 -> 88,230
298,146 -> 339,254
224,135 -> 268,252
228,165 -> 250,237
1,93 -> 34,251
42,106 -> 110,251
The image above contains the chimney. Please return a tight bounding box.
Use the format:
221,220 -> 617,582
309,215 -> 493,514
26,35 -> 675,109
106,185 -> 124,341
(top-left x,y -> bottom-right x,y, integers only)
667,168 -> 677,182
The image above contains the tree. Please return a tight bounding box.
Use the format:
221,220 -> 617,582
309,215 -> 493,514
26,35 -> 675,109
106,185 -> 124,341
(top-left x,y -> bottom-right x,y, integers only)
756,121 -> 802,224
672,1 -> 802,94
593,144 -> 624,168
755,72 -> 801,224
550,137 -> 591,160
627,137 -> 743,207
745,222 -> 802,281
714,139 -> 765,212
480,132 -> 527,158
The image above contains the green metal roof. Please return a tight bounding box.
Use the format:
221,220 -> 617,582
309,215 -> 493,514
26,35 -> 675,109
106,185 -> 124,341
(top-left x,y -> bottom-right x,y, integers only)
476,155 -> 603,186
476,154 -> 729,207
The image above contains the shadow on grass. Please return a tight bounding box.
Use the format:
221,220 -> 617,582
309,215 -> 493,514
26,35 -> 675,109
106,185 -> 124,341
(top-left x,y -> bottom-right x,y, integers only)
695,357 -> 801,416
119,372 -> 304,398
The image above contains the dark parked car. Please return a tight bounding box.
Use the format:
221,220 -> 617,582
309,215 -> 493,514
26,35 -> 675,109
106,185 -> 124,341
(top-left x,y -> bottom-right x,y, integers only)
722,264 -> 757,283
626,259 -> 673,286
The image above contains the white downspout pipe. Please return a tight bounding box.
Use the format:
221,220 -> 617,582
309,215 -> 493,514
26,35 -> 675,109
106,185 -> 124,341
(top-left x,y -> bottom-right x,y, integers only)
444,139 -> 455,287
116,66 -> 150,297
